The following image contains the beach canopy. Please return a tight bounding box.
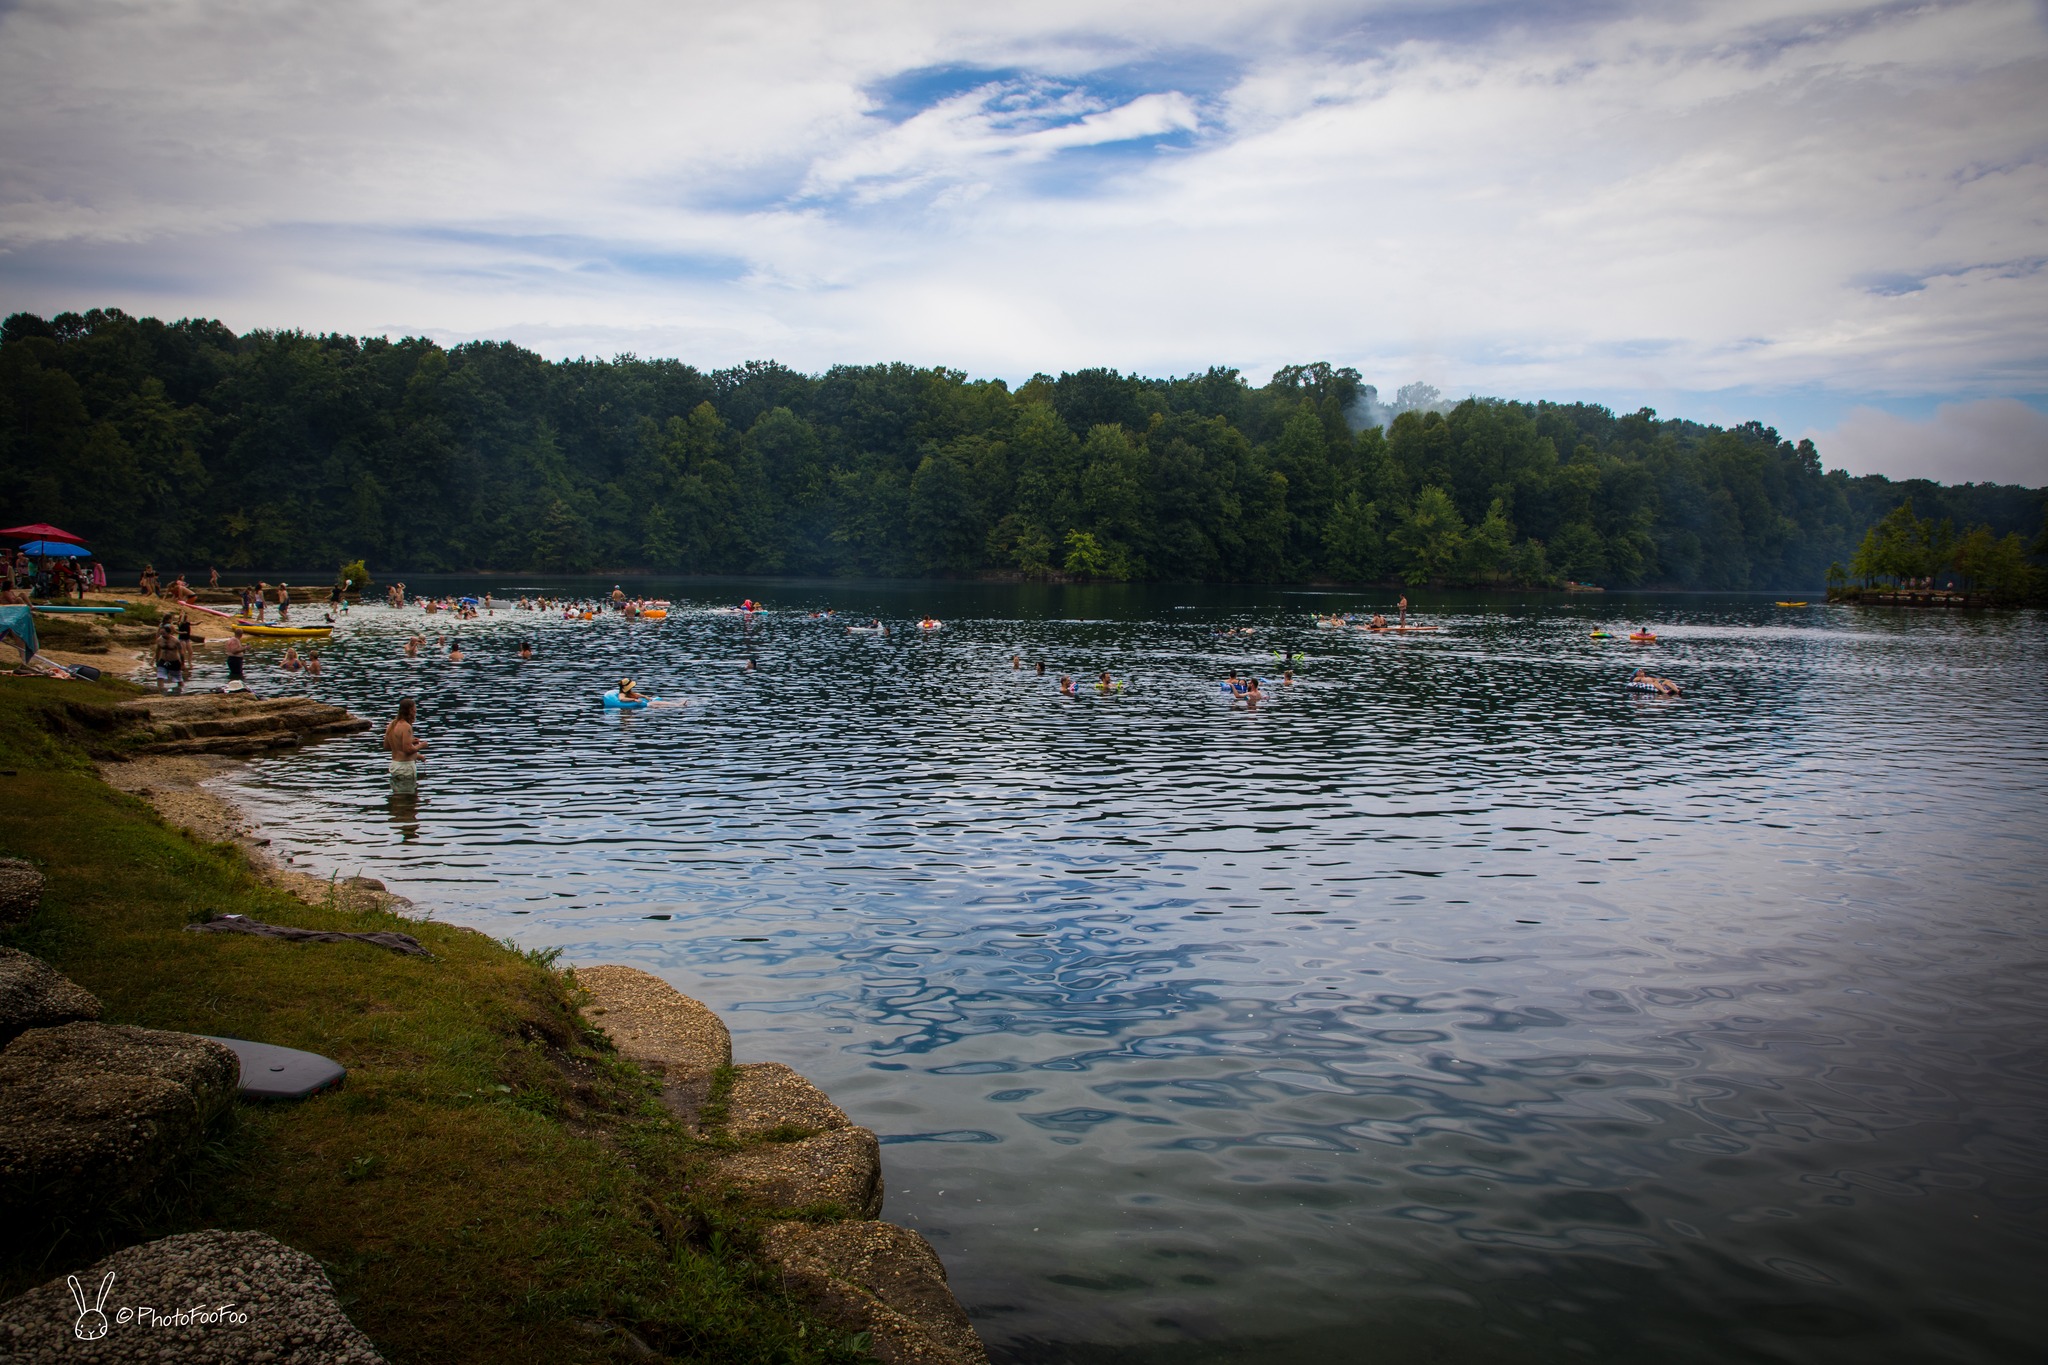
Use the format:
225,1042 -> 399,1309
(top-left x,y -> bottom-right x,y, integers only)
0,523 -> 85,544
19,540 -> 90,557
0,605 -> 37,658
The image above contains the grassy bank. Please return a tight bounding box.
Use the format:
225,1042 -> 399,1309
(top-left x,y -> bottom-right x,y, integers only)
0,677 -> 868,1364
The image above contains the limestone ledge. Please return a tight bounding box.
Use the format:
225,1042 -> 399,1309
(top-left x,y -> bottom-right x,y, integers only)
576,965 -> 988,1365
119,693 -> 370,756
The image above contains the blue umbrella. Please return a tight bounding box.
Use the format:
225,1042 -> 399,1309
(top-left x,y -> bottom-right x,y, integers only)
20,540 -> 89,557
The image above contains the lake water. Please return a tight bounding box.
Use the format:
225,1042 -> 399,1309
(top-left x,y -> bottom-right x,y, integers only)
216,581 -> 2046,1364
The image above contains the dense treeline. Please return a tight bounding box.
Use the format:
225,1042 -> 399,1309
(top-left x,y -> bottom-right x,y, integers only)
1842,500 -> 2041,601
3,308 -> 2042,590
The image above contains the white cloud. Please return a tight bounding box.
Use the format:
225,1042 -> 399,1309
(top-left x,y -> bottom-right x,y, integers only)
1,0 -> 2044,427
1808,398 -> 2048,485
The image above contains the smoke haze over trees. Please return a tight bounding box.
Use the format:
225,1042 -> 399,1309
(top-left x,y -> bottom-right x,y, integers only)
4,309 -> 2042,590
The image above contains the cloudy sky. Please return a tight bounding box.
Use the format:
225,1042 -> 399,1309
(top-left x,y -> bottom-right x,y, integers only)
3,0 -> 2045,482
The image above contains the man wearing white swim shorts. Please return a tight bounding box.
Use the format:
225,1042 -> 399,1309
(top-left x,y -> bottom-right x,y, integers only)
383,697 -> 426,794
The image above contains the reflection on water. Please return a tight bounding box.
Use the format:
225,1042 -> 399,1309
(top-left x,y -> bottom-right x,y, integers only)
222,582 -> 2047,1364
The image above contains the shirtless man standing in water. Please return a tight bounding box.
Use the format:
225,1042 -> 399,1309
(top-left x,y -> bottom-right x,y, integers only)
384,698 -> 426,795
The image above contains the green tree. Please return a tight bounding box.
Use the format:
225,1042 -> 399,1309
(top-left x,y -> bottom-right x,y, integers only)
1465,497 -> 1515,582
1392,486 -> 1467,583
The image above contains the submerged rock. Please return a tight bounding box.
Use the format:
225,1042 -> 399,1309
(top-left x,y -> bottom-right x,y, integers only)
0,857 -> 43,926
0,1022 -> 238,1213
759,1220 -> 988,1365
711,1126 -> 883,1218
0,1228 -> 385,1363
0,947 -> 101,1045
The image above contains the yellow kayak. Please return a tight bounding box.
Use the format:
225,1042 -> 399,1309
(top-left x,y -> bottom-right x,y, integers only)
1775,601 -> 1808,608
232,621 -> 334,639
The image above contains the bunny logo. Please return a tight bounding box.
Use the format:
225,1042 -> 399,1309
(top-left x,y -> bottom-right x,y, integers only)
68,1271 -> 114,1341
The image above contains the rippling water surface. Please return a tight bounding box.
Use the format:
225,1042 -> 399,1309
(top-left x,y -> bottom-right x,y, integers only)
218,582 -> 2046,1364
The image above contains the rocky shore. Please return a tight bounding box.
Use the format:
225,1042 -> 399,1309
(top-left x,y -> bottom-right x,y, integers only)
0,683 -> 987,1364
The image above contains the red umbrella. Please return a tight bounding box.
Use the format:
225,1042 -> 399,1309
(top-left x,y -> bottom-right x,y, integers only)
0,523 -> 86,544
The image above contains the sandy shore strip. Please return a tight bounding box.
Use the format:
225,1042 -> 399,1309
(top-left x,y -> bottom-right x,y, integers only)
98,752 -> 412,917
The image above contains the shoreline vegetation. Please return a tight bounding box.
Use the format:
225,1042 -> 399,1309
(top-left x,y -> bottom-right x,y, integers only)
5,309 -> 2043,595
0,676 -> 984,1364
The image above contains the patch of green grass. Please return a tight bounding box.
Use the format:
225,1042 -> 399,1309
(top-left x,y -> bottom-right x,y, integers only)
0,678 -> 873,1364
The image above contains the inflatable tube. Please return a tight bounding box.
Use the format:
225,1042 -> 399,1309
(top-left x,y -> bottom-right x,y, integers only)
601,689 -> 652,709
1626,681 -> 1681,695
1628,633 -> 1657,642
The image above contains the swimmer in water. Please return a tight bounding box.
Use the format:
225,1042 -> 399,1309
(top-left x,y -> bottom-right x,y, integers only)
1245,677 -> 1263,703
1283,669 -> 1294,685
1631,668 -> 1682,695
447,641 -> 464,663
1097,671 -> 1120,693
1035,660 -> 1045,676
1058,675 -> 1076,696
1011,655 -> 1021,670
518,641 -> 534,661
306,650 -> 322,676
405,634 -> 424,657
281,645 -> 303,673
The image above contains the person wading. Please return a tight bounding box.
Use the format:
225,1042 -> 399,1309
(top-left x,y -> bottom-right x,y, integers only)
384,698 -> 426,795
152,622 -> 184,694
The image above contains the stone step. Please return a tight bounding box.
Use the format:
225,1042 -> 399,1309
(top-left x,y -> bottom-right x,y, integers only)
708,1126 -> 883,1218
759,1219 -> 989,1365
0,1229 -> 385,1363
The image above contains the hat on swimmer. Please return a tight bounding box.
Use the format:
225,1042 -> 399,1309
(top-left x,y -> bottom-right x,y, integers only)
619,677 -> 633,690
